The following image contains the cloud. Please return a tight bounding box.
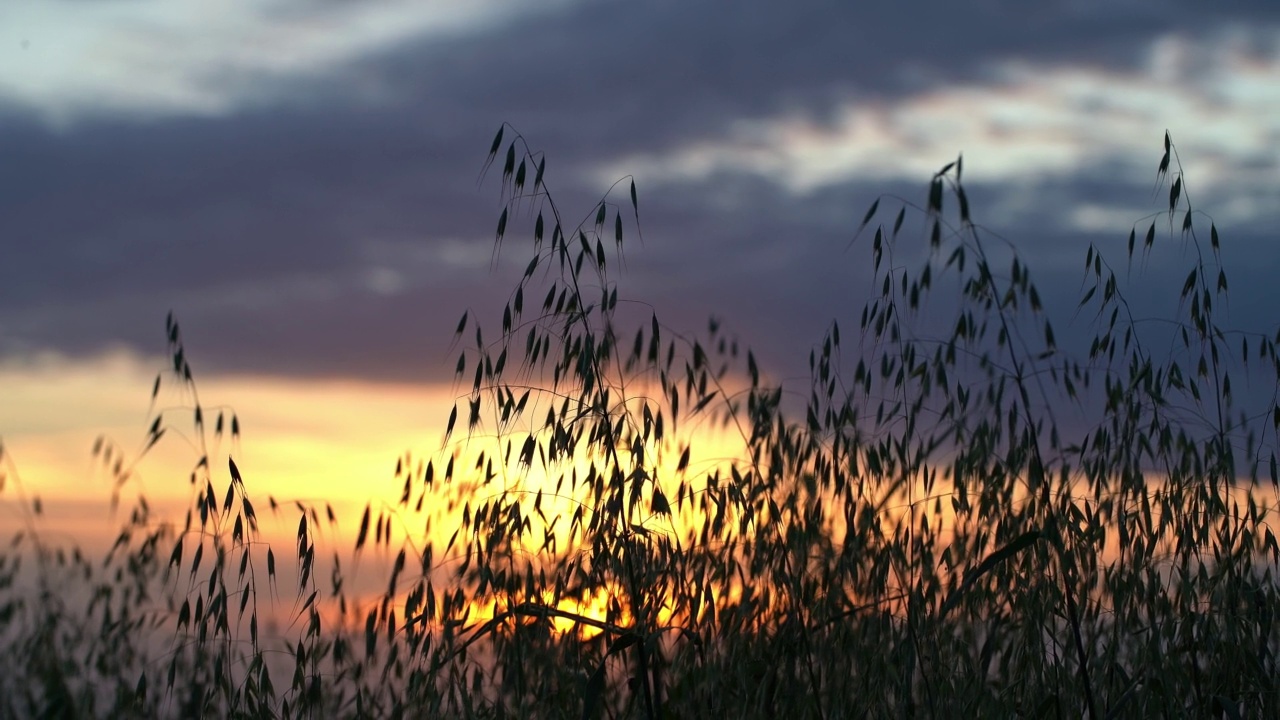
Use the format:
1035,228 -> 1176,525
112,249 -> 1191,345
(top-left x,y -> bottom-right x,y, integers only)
592,25 -> 1280,204
0,0 -> 566,126
0,0 -> 1276,391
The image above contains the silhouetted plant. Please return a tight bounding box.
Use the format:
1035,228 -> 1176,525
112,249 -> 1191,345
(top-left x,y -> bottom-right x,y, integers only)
0,128 -> 1277,719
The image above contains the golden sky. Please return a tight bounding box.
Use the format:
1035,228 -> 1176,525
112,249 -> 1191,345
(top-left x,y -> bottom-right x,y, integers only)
0,348 -> 456,552
0,343 -> 767,637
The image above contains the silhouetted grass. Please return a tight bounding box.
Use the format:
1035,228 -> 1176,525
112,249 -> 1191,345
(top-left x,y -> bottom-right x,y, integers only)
1,130 -> 1277,718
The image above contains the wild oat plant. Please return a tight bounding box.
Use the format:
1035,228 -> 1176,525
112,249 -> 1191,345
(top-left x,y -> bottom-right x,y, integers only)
0,130 -> 1277,718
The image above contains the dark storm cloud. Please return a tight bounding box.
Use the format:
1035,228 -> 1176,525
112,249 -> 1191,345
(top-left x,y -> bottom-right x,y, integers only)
357,0 -> 1167,169
0,0 -> 1275,384
0,98 -> 507,364
385,0 -> 1280,165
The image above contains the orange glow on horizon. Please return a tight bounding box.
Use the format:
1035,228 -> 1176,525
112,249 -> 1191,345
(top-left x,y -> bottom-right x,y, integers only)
0,350 -> 461,542
6,348 -> 1280,664
0,349 -> 779,647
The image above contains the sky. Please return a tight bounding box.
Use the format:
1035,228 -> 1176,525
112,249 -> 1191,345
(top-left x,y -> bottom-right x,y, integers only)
1,0 -> 1279,556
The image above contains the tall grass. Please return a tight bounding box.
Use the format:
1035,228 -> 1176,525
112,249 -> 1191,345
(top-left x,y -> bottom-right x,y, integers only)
1,129 -> 1277,718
